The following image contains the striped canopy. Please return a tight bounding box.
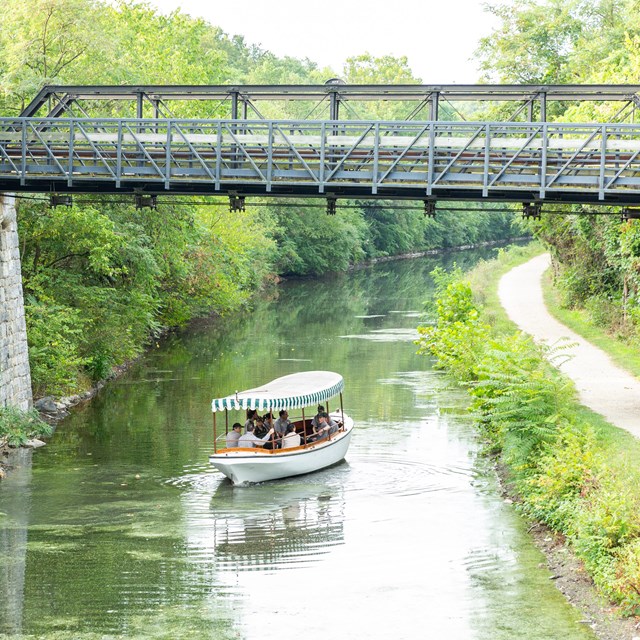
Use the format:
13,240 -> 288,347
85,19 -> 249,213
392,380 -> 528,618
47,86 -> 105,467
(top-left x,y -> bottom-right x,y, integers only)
211,371 -> 344,413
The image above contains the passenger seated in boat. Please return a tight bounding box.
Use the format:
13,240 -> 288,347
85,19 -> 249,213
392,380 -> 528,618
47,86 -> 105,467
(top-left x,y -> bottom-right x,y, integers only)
262,417 -> 280,450
274,410 -> 292,437
312,412 -> 340,442
245,409 -> 259,433
253,416 -> 268,438
263,412 -> 274,431
237,423 -> 275,448
310,405 -> 325,430
226,422 -> 243,448
281,424 -> 301,449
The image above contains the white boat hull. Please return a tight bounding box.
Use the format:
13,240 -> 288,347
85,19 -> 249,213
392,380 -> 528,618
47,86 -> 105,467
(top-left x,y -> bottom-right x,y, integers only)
210,418 -> 353,485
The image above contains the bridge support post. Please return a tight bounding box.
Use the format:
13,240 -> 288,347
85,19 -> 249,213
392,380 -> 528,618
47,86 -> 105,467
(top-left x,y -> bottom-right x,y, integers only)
430,92 -> 439,121
0,194 -> 33,410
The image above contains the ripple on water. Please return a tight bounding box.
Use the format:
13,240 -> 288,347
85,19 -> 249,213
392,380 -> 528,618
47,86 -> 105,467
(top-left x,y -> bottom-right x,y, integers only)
345,448 -> 475,498
163,404 -> 479,576
178,473 -> 348,574
164,470 -> 219,490
339,328 -> 420,342
462,546 -> 514,573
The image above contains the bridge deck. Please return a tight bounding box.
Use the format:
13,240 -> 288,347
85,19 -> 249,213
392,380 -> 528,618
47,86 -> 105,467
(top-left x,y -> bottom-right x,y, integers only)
3,118 -> 640,204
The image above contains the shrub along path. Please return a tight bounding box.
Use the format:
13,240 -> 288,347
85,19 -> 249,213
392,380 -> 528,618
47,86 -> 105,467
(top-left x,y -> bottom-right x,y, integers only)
498,253 -> 640,440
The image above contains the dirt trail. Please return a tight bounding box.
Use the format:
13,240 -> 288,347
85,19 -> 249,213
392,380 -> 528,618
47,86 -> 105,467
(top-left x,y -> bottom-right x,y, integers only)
498,253 -> 640,439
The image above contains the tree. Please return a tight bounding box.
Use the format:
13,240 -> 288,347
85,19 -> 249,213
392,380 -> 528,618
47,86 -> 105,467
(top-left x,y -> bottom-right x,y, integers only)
0,0 -> 106,112
476,0 -> 584,84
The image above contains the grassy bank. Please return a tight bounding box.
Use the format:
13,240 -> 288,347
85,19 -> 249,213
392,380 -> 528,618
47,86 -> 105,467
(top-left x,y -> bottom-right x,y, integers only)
542,270 -> 640,380
417,244 -> 640,615
0,407 -> 52,448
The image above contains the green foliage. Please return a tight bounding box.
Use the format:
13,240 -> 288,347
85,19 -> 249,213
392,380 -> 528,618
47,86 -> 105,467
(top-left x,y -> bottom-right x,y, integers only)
472,336 -> 576,464
419,247 -> 640,612
269,203 -> 368,276
533,211 -> 640,342
416,267 -> 492,381
476,0 -> 638,86
417,263 -> 576,460
522,423 -> 600,533
17,195 -> 277,391
0,406 -> 53,447
569,467 -> 640,598
611,538 -> 640,614
477,0 -> 584,84
0,0 -> 106,112
25,297 -> 86,396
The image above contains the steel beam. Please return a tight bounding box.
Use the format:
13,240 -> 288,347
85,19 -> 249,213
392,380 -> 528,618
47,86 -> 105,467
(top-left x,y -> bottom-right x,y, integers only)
20,84 -> 640,118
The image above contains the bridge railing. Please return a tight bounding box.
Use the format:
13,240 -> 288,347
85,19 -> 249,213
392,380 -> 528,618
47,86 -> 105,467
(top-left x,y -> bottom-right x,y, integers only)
2,118 -> 640,202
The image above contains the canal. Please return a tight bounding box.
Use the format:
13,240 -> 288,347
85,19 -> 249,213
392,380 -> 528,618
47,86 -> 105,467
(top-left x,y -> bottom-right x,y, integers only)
0,248 -> 596,639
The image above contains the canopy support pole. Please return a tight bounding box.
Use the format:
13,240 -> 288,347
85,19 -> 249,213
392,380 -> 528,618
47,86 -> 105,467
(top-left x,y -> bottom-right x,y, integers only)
339,392 -> 345,430
213,412 -> 217,453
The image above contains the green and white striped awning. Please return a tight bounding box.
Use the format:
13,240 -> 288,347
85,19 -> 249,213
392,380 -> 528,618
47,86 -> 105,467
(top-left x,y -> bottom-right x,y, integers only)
211,371 -> 344,413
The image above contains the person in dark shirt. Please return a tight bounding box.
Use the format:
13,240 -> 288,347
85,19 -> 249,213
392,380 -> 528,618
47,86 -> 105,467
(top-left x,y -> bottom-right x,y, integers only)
254,416 -> 268,438
244,408 -> 259,433
312,412 -> 340,442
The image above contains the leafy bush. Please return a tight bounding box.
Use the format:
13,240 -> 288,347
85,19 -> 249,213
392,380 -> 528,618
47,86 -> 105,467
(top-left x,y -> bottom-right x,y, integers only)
471,336 -> 576,465
611,538 -> 640,614
416,267 -> 491,381
571,469 -> 640,584
418,254 -> 640,613
522,423 -> 600,533
0,406 -> 53,447
25,297 -> 87,395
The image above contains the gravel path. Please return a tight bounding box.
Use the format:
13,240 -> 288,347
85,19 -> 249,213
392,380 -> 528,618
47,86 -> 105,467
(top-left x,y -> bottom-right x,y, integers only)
498,253 -> 640,439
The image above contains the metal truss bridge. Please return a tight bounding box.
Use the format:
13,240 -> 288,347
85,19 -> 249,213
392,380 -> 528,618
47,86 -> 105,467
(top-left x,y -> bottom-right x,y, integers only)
5,83 -> 640,206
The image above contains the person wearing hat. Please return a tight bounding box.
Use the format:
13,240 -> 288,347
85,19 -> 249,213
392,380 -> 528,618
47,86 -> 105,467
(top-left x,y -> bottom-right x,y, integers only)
312,412 -> 340,442
226,422 -> 243,448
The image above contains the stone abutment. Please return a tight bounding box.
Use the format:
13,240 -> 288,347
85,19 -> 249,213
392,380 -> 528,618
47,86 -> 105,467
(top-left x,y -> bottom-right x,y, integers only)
0,195 -> 32,410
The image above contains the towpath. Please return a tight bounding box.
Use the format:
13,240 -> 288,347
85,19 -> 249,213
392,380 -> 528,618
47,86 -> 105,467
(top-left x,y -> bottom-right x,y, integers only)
498,253 -> 640,439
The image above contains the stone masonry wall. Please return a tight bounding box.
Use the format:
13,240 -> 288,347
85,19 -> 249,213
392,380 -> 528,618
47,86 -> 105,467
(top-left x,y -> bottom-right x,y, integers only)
0,195 -> 32,410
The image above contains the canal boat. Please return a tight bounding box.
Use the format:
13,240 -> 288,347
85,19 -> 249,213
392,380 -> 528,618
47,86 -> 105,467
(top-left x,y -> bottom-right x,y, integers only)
208,371 -> 354,485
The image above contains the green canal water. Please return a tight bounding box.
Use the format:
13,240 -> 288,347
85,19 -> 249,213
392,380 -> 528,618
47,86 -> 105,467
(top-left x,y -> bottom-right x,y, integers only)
0,249 -> 597,640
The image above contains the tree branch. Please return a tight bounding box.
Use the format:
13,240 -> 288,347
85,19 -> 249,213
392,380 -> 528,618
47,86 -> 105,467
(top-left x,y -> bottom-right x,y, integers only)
45,251 -> 90,269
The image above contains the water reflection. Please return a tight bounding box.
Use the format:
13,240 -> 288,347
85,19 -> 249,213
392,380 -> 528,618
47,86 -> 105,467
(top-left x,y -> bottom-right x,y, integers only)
0,449 -> 32,635
210,475 -> 345,571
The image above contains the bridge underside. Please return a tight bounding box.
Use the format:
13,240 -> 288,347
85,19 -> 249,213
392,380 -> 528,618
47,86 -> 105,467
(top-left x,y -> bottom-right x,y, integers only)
1,179 -> 635,207
4,118 -> 640,205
